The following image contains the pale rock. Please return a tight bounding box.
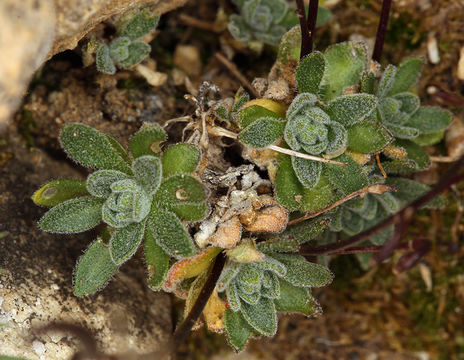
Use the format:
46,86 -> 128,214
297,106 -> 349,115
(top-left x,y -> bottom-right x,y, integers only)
174,45 -> 203,77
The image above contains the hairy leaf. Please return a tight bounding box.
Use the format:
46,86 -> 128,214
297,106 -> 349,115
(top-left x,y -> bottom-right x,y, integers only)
377,65 -> 396,98
144,225 -> 170,290
347,119 -> 393,154
224,309 -> 253,351
387,58 -> 423,96
392,92 -> 420,115
240,296 -> 277,336
321,42 -> 367,101
217,262 -> 241,292
116,41 -> 150,68
60,124 -> 131,173
155,175 -> 207,221
39,197 -> 104,233
325,154 -> 368,194
296,52 -> 326,94
162,144 -> 200,178
285,93 -> 318,121
406,106 -> 452,137
109,220 -> 146,265
73,239 -> 118,296
32,179 -> 89,207
119,11 -> 159,40
385,178 -> 445,209
129,122 -> 167,158
238,104 -> 284,129
291,157 -> 322,188
239,117 -> 285,148
108,36 -> 131,62
394,139 -> 430,170
96,43 -> 116,75
86,170 -> 129,198
325,94 -> 376,127
360,71 -> 375,94
253,256 -> 286,277
132,155 -> 162,195
274,278 -> 318,315
226,282 -> 242,311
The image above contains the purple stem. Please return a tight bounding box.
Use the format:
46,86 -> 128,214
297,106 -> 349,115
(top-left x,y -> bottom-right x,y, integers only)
296,0 -> 311,58
372,0 -> 392,62
307,0 -> 319,54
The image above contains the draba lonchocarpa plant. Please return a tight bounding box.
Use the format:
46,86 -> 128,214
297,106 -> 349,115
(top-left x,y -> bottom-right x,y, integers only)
32,123 -> 209,296
95,10 -> 159,75
232,30 -> 452,268
228,0 -> 331,48
32,121 -> 334,351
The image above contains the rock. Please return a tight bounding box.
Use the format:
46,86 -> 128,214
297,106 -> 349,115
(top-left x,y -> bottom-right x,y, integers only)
0,0 -> 188,132
173,45 -> 203,77
0,123 -> 172,359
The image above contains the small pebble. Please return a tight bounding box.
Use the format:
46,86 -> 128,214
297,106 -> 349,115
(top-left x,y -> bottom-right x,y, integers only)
427,33 -> 440,64
457,46 -> 464,81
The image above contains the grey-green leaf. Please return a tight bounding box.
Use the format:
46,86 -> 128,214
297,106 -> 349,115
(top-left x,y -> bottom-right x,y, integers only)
325,94 -> 376,127
406,106 -> 452,135
86,170 -> 130,198
144,219 -> 170,290
96,42 -> 116,75
119,12 -> 159,40
32,179 -> 89,207
274,278 -> 318,315
60,124 -> 132,173
147,206 -> 195,259
377,64 -> 396,98
347,119 -> 393,154
387,58 -> 423,96
132,155 -> 162,195
73,239 -> 118,296
109,221 -> 146,265
161,143 -> 201,178
108,36 -> 131,62
324,154 -> 368,194
39,197 -> 105,233
291,157 -> 322,188
239,117 -> 285,148
238,104 -> 284,129
296,51 -> 326,94
225,309 -> 253,352
130,122 -> 167,158
240,296 -> 277,336
116,41 -> 150,68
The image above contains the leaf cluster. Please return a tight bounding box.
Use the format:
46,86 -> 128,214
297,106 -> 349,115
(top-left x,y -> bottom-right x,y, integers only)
96,11 -> 159,74
32,123 -> 207,295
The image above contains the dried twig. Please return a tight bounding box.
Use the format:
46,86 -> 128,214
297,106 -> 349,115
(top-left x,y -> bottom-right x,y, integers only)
288,184 -> 396,226
214,52 -> 260,98
172,252 -> 226,346
299,154 -> 464,256
179,13 -> 223,33
268,145 -> 347,166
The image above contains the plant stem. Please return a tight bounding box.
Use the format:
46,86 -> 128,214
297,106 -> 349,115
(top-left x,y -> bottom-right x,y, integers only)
307,0 -> 319,54
299,154 -> 464,256
289,184 -> 396,226
172,252 -> 226,346
372,0 -> 392,62
321,242 -> 411,256
296,0 -> 311,59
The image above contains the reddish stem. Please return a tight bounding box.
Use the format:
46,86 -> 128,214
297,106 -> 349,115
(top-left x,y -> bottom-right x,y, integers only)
372,0 -> 392,62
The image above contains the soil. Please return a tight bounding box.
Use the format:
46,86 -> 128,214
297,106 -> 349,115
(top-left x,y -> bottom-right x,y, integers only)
2,0 -> 464,359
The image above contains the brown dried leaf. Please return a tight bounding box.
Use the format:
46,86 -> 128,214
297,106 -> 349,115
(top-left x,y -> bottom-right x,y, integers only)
208,216 -> 242,249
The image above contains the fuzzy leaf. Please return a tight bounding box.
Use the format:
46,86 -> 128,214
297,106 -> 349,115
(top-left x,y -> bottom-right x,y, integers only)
374,192 -> 400,214
162,144 -> 200,178
393,92 -> 420,114
347,119 -> 393,154
296,52 -> 326,94
270,216 -> 330,245
217,262 -> 241,292
277,26 -> 301,65
108,36 -> 131,62
73,239 -> 118,296
275,154 -> 333,212
60,124 -> 131,173
239,117 -> 285,148
291,157 -> 322,189
144,224 -> 170,290
164,247 -> 222,290
240,296 -> 277,336
360,71 -> 375,94
226,282 -> 242,311
226,239 -> 265,263
32,179 -> 89,207
130,123 -> 167,158
119,12 -> 159,40
148,206 -> 195,258
325,154 -> 368,194
238,104 -> 284,129
387,58 -> 423,96
236,264 -> 263,291
394,139 -> 430,170
285,93 -> 318,124
406,106 -> 452,136
96,43 -> 116,75
274,278 -> 317,315
382,159 -> 418,174
86,170 -> 129,198
236,286 -> 260,304
253,256 -> 286,277
377,64 -> 396,98
386,122 -> 420,140
385,178 -> 445,209
132,155 -> 162,195
155,175 -> 207,221
225,309 -> 253,351
39,197 -> 104,233
109,220 -> 146,265
228,14 -> 251,42
116,41 -> 150,68
256,238 -> 300,253
325,94 -> 376,127
271,253 -> 333,287
321,42 -> 367,101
